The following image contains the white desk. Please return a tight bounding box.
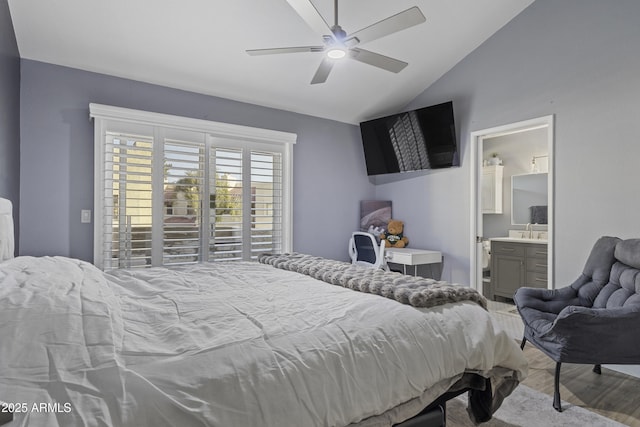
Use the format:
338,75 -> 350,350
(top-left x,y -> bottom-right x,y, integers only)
385,247 -> 442,276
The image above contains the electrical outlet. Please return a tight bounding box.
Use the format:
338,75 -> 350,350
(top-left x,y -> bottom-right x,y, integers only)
81,209 -> 92,223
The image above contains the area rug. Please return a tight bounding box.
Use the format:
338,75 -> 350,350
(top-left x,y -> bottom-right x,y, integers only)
447,384 -> 627,427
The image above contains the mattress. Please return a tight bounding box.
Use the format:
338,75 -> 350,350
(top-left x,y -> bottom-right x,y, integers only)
0,256 -> 527,426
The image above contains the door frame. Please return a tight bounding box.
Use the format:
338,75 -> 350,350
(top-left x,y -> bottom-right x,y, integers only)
469,115 -> 555,295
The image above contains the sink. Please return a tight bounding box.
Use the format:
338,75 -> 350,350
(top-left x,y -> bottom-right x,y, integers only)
491,237 -> 547,244
490,230 -> 547,244
508,230 -> 548,240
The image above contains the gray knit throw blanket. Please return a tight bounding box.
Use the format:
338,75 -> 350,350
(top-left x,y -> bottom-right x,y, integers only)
258,253 -> 487,310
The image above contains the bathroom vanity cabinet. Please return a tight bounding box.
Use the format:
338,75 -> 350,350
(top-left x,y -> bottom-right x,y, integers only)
489,239 -> 547,300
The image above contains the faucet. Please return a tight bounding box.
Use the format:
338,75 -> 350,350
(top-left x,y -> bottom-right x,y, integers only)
525,223 -> 532,239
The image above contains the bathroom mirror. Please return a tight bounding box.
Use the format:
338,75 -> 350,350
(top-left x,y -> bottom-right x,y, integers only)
512,173 -> 548,225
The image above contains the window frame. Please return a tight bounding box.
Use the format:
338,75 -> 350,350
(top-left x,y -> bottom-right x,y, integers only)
90,103 -> 296,269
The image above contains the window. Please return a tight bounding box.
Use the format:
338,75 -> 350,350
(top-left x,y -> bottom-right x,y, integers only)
91,104 -> 295,270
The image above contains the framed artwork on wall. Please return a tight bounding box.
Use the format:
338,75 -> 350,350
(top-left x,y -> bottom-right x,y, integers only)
360,200 -> 392,236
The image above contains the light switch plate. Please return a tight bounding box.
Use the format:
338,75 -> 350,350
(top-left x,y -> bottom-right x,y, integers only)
81,209 -> 92,223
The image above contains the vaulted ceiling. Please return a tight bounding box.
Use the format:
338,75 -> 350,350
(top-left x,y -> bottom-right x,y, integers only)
9,0 -> 534,124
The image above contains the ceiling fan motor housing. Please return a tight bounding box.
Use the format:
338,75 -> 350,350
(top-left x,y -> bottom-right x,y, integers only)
331,25 -> 347,41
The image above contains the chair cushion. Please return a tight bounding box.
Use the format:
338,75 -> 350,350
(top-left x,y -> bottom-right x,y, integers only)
568,236 -> 620,307
593,261 -> 640,308
590,239 -> 640,309
513,286 -> 578,314
614,238 -> 640,269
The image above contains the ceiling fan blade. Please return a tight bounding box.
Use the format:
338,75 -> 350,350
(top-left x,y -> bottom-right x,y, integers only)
310,57 -> 334,84
349,48 -> 408,73
285,0 -> 335,40
246,46 -> 325,56
348,7 -> 426,45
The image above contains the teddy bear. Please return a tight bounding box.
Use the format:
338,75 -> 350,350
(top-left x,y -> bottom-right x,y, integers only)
380,219 -> 409,248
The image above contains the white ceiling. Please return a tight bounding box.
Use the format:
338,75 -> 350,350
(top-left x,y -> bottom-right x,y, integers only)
8,0 -> 533,124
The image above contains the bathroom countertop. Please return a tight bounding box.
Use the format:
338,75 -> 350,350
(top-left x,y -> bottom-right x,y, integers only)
490,237 -> 547,244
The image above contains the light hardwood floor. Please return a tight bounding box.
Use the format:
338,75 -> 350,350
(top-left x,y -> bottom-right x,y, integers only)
488,300 -> 640,427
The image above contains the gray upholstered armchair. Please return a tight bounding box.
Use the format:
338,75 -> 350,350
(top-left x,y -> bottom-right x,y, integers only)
514,236 -> 640,412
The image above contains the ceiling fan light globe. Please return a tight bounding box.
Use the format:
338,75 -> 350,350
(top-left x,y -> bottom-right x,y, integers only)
327,48 -> 347,59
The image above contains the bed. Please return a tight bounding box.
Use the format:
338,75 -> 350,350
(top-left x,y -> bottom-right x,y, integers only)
0,200 -> 527,427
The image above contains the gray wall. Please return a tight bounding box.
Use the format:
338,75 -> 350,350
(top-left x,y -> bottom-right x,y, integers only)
19,60 -> 373,262
0,0 -> 20,254
375,0 -> 640,286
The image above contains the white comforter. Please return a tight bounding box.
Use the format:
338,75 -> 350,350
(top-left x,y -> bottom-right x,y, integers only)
0,256 -> 527,427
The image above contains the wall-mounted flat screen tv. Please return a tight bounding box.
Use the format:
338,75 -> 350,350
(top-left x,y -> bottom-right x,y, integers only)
359,101 -> 459,176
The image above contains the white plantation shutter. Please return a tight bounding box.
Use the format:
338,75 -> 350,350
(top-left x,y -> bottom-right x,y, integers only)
209,147 -> 243,261
207,147 -> 284,261
250,150 -> 283,259
102,132 -> 154,269
91,104 -> 295,270
163,138 -> 205,266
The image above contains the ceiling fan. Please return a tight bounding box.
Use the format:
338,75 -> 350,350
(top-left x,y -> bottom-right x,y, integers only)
246,0 -> 426,84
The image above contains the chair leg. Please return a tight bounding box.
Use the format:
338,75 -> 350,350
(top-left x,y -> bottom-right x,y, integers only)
553,362 -> 562,412
593,364 -> 602,375
520,336 -> 527,350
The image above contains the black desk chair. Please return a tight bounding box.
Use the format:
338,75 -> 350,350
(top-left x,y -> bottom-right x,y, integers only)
348,231 -> 388,270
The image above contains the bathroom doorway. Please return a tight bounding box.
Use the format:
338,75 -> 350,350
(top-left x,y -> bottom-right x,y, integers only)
469,116 -> 554,298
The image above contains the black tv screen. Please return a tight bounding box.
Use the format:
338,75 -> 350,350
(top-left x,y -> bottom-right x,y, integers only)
359,101 -> 459,176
